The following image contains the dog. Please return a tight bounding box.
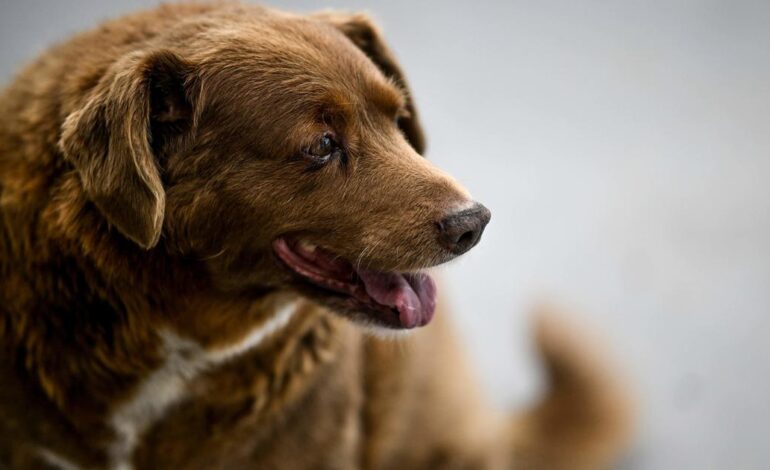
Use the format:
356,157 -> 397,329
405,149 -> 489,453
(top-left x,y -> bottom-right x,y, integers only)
0,3 -> 632,468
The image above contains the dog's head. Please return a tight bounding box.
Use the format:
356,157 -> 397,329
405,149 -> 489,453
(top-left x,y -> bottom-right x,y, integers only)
60,9 -> 490,330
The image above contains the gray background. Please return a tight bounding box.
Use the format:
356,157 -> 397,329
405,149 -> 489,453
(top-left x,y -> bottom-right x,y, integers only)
2,1 -> 769,468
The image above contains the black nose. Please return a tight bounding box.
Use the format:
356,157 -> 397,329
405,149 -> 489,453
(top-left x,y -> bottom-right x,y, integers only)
437,203 -> 491,255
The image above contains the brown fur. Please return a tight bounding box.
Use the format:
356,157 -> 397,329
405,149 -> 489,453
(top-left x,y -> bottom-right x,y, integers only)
0,3 -> 633,468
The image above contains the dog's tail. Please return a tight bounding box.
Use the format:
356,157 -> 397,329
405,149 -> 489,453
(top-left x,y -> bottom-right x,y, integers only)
508,307 -> 635,470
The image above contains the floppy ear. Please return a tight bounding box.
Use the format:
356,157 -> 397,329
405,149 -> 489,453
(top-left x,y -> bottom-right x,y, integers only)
317,13 -> 426,155
60,50 -> 194,249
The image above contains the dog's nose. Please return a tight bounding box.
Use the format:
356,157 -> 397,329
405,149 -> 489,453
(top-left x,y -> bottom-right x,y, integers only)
437,203 -> 491,255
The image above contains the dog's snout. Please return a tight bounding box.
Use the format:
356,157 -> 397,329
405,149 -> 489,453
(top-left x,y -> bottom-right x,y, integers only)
437,203 -> 491,255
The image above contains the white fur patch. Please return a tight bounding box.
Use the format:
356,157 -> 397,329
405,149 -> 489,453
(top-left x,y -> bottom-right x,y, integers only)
108,300 -> 298,470
37,448 -> 82,470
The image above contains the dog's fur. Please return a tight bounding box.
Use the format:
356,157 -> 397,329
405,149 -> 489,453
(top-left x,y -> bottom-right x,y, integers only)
0,3 -> 632,469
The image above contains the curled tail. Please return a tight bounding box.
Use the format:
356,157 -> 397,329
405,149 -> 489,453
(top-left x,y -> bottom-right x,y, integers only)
509,308 -> 635,470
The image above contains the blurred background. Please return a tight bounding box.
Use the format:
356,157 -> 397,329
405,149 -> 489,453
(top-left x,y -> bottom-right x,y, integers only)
2,1 -> 769,468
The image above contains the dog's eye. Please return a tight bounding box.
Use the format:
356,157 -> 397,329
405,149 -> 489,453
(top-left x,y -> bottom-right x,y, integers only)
304,133 -> 341,166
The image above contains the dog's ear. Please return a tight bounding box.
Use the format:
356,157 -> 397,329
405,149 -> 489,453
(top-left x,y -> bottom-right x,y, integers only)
318,13 -> 426,155
60,50 -> 195,249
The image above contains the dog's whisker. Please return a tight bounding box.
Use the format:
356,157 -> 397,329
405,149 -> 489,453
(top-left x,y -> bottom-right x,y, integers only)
360,238 -> 383,271
198,248 -> 227,260
354,244 -> 370,273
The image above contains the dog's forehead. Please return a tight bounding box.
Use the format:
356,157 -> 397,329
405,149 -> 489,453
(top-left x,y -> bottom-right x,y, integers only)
200,15 -> 362,73
196,14 -> 402,113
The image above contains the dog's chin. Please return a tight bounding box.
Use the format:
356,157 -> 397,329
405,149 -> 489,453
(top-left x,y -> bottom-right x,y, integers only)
272,238 -> 437,330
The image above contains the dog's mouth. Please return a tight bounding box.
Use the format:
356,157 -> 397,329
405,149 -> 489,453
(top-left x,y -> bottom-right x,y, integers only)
273,238 -> 436,329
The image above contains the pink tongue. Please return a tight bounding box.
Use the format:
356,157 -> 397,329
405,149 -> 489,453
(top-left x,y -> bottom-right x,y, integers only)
357,270 -> 437,328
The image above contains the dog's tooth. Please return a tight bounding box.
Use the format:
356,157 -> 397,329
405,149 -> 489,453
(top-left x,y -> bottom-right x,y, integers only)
299,240 -> 317,252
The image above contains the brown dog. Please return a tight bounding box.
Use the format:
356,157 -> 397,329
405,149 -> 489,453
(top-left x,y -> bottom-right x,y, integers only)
0,3 -> 632,469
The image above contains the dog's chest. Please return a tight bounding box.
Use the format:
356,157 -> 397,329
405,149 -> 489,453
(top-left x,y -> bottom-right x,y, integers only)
107,300 -> 300,470
126,304 -> 363,470
36,301 -> 362,470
